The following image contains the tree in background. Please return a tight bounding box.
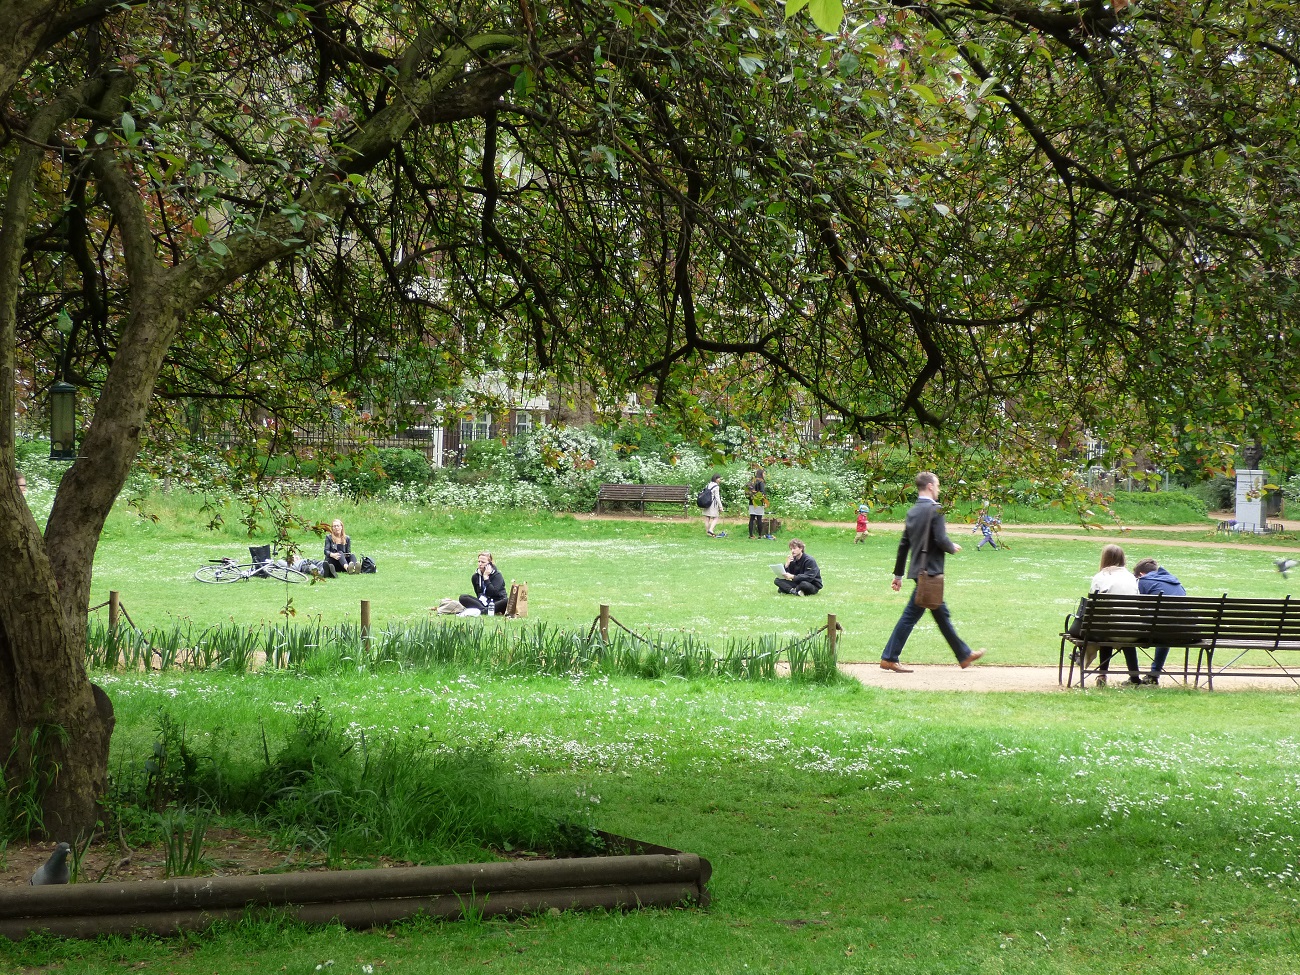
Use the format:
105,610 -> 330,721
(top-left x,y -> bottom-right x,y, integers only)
2,0 -> 1298,833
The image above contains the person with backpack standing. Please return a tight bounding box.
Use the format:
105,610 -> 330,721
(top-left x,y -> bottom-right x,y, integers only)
700,473 -> 726,537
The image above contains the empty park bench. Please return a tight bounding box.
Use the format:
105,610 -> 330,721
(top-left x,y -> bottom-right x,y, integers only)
595,483 -> 691,515
1216,519 -> 1282,535
1060,592 -> 1300,690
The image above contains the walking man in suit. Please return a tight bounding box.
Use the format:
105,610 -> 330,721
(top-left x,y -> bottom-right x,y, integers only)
880,471 -> 985,673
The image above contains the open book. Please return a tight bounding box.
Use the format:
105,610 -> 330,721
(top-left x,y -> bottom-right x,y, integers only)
770,563 -> 789,577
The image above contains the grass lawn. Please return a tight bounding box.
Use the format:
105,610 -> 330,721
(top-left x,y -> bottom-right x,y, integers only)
82,493 -> 1300,665
5,490 -> 1299,972
4,670 -> 1300,973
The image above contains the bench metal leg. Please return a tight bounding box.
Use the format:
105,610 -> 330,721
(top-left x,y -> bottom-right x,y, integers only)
1194,649 -> 1214,690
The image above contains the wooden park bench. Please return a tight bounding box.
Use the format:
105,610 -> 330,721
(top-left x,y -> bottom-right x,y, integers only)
1060,592 -> 1300,690
1216,519 -> 1282,534
595,483 -> 691,515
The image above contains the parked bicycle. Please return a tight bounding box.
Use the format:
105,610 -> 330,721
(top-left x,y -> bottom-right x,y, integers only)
194,544 -> 309,585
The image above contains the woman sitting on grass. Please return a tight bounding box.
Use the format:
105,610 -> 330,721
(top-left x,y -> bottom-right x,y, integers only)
324,519 -> 360,575
460,551 -> 508,616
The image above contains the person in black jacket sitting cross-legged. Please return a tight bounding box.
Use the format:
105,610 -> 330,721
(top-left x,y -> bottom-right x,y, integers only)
459,551 -> 508,615
775,538 -> 823,596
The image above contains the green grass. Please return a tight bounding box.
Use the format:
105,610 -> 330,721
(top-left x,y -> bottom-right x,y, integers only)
85,491 -> 1300,666
5,671 -> 1300,972
6,489 -> 1298,971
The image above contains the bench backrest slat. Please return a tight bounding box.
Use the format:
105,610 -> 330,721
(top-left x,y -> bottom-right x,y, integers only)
1070,591 -> 1300,650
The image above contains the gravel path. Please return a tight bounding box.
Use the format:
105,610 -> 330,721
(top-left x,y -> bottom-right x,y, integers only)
578,512 -> 1300,553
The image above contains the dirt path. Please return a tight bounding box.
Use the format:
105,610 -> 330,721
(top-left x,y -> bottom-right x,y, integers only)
576,512 -> 1299,553
837,662 -> 1300,693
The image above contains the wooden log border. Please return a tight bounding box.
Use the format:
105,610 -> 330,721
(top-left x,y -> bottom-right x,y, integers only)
0,834 -> 711,940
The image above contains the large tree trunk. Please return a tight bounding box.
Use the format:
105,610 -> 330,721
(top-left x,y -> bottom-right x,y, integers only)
0,466 -> 115,837
0,84 -> 173,836
0,638 -> 114,840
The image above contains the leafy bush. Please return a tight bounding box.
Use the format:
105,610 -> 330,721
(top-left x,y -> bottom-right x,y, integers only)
382,477 -> 558,511
1188,476 -> 1235,511
1280,474 -> 1300,507
328,451 -> 386,497
15,436 -> 52,465
127,423 -> 1224,522
516,425 -> 612,485
765,452 -> 865,517
462,438 -> 517,478
377,447 -> 433,485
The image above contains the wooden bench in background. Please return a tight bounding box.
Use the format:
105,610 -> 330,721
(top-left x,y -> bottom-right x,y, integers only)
595,483 -> 691,515
1060,592 -> 1300,689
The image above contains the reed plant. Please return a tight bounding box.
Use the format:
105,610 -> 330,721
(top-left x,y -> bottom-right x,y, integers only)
159,807 -> 211,877
84,616 -> 845,685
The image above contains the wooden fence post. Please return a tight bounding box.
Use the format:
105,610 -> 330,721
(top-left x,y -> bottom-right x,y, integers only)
599,604 -> 610,643
360,600 -> 371,649
826,614 -> 838,657
109,591 -> 120,631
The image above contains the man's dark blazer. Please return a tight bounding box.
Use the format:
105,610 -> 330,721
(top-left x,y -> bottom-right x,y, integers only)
892,497 -> 957,580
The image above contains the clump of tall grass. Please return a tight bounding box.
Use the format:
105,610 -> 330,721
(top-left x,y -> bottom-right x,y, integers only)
254,700 -> 594,863
110,701 -> 598,866
85,616 -> 845,684
0,724 -> 67,841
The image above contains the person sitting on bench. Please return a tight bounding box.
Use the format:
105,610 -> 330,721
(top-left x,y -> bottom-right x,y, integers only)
1089,544 -> 1141,686
1133,557 -> 1187,685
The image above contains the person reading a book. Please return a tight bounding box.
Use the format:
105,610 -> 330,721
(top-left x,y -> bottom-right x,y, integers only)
774,539 -> 822,596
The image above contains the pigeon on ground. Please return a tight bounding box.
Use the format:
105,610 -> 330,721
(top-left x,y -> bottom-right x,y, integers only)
28,842 -> 71,885
1277,558 -> 1300,579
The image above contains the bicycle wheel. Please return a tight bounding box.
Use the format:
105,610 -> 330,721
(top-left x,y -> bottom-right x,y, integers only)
261,565 -> 309,584
195,563 -> 244,584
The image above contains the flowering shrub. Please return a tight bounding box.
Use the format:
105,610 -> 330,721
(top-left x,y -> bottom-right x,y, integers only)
516,426 -> 610,486
625,444 -> 711,487
763,455 -> 865,516
65,425 -> 869,517
381,478 -> 556,511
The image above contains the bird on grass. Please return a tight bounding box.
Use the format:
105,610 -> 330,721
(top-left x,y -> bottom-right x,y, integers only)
29,842 -> 71,885
1276,558 -> 1300,579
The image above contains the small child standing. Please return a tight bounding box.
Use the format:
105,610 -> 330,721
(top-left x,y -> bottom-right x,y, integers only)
974,507 -> 1001,550
854,504 -> 871,543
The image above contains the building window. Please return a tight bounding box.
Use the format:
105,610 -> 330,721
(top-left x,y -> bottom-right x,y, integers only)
514,411 -> 535,437
459,414 -> 492,442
